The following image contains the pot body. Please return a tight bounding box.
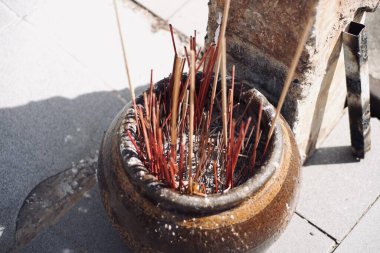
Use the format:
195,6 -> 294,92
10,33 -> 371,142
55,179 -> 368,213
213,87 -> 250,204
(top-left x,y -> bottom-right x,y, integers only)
97,86 -> 301,253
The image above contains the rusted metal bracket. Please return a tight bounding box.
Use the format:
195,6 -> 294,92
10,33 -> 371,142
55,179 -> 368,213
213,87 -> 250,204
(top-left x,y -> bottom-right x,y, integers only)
343,21 -> 371,158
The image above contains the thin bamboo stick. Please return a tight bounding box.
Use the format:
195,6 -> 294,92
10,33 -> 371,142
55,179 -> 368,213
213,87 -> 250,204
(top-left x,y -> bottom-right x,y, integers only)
188,50 -> 196,194
126,130 -> 142,158
180,90 -> 189,127
178,126 -> 186,191
225,119 -> 235,187
230,65 -> 235,139
152,94 -> 157,140
251,102 -> 262,174
193,30 -> 196,50
230,119 -> 250,187
138,107 -> 152,161
196,45 -> 213,72
195,47 -> 202,62
170,56 -> 183,159
221,37 -> 228,147
113,0 -> 139,131
263,16 -> 315,156
169,24 -> 178,56
184,46 -> 190,67
213,160 -> 218,193
143,92 -> 150,123
208,0 -> 231,124
149,69 -> 154,116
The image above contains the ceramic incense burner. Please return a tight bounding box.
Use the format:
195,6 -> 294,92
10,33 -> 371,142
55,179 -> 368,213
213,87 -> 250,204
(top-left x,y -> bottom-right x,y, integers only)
97,77 -> 301,253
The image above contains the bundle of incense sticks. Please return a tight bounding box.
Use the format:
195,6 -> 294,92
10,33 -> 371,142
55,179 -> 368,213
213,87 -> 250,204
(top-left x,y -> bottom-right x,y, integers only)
121,0 -> 265,195
115,0 -> 312,195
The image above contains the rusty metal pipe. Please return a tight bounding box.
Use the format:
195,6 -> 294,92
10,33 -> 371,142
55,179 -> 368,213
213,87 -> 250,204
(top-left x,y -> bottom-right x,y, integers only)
343,21 -> 371,158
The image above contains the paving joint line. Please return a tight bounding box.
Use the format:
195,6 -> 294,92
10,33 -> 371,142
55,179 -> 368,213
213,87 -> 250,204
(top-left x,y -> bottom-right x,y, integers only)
330,193 -> 380,253
1,0 -> 46,20
295,212 -> 339,244
0,0 -> 21,17
0,15 -> 23,35
129,0 -> 171,22
129,0 -> 195,45
0,1 -> 23,34
166,0 -> 192,20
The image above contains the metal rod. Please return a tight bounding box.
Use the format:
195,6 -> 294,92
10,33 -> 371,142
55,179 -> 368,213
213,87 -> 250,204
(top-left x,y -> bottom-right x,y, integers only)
343,21 -> 371,158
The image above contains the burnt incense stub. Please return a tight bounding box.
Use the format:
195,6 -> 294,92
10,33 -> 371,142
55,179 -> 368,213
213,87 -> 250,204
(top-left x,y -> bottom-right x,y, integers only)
97,78 -> 301,253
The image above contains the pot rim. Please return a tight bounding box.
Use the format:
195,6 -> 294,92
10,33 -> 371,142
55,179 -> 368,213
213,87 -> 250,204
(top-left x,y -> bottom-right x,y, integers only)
118,77 -> 283,214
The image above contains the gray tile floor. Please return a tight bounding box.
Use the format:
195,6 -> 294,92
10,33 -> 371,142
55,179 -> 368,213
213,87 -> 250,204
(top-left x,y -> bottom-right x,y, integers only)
1,0 -> 380,252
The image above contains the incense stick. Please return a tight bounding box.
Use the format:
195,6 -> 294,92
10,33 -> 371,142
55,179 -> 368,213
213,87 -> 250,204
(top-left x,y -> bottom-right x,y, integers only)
263,16 -> 315,156
221,37 -> 228,147
251,102 -> 262,174
188,50 -> 196,194
113,0 -> 139,129
170,56 -> 182,159
209,0 -> 231,127
169,24 -> 178,56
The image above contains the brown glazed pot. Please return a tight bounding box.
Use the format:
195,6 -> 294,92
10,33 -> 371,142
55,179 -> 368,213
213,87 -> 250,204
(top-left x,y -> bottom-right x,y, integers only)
97,77 -> 301,253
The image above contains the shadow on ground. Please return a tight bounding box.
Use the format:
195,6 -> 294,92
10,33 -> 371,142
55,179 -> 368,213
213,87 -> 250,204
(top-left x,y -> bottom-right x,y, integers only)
0,85 -> 147,252
20,187 -> 132,253
304,146 -> 360,166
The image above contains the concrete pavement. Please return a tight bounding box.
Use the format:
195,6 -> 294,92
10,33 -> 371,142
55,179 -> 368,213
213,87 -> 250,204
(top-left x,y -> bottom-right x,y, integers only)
1,0 -> 380,252
0,0 -> 187,251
